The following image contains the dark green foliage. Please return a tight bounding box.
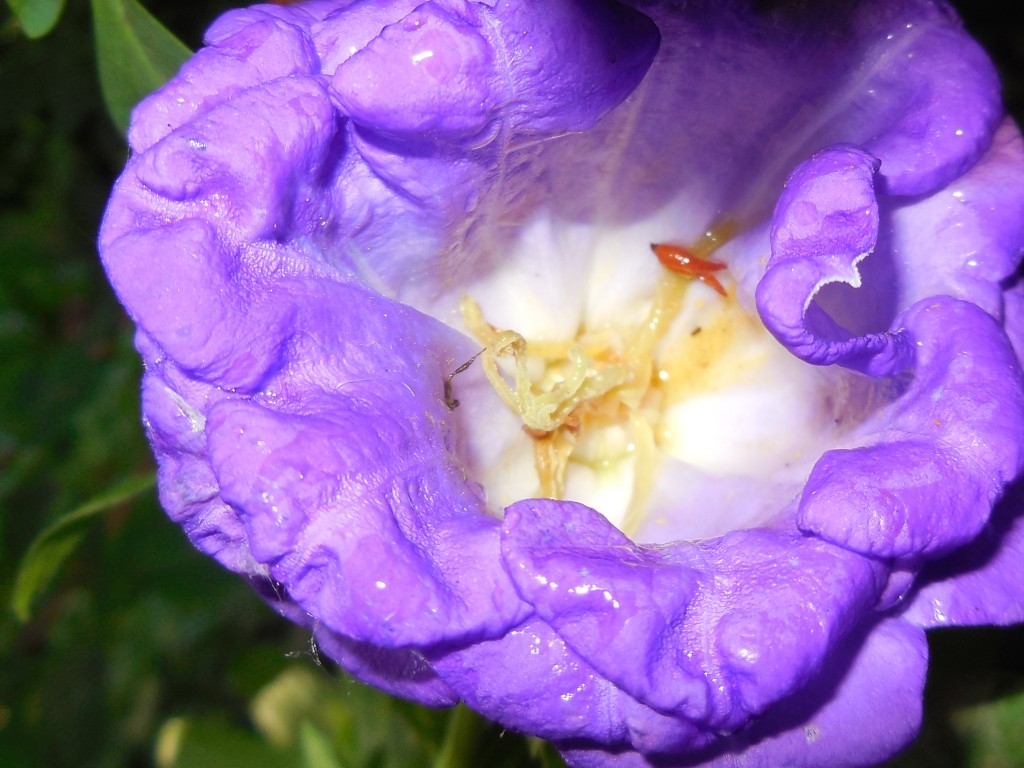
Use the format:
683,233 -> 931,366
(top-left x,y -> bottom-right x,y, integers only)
6,0 -> 66,38
91,0 -> 191,135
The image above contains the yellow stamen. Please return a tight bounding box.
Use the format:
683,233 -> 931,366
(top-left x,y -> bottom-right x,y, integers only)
461,224 -> 736,531
459,296 -> 630,435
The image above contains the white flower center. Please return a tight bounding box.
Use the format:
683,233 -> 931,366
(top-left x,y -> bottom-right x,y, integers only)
451,223 -> 869,540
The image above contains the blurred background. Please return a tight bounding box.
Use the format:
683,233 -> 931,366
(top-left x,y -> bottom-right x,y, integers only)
1,2 -> 1023,766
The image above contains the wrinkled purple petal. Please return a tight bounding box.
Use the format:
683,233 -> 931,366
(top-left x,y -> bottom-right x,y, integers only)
193,282 -> 534,647
559,618 -> 927,768
331,2 -> 499,142
429,615 -> 709,753
129,5 -> 324,152
885,118 -> 1024,316
501,500 -> 709,721
331,0 -> 659,142
756,144 -> 914,376
313,628 -> 460,707
805,117 -> 1024,342
798,296 -> 1024,559
595,1 -> 1003,234
901,283 -> 1024,627
853,2 -> 1002,196
502,500 -> 885,731
904,481 -> 1024,628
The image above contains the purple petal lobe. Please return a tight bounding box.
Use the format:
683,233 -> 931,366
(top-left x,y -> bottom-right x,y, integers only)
312,0 -> 427,75
129,10 -> 321,152
331,2 -> 498,142
858,2 -> 1002,196
800,297 -> 1024,559
102,76 -> 340,390
329,0 -> 660,144
431,617 -> 620,744
430,616 -> 707,753
501,500 -> 708,720
502,500 -> 884,730
559,618 -> 927,768
903,287 -> 1024,627
905,481 -> 1024,628
487,0 -> 661,136
313,628 -> 459,707
704,619 -> 927,768
141,367 -> 256,572
885,118 -> 1024,316
104,219 -> 297,390
756,144 -> 914,377
204,369 -> 529,647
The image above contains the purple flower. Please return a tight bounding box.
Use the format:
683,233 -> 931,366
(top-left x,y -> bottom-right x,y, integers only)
99,0 -> 1024,765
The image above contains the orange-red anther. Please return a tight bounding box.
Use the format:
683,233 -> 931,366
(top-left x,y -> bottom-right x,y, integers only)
650,243 -> 728,296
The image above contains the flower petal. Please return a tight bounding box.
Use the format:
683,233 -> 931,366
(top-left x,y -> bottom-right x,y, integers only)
898,281 -> 1024,627
558,618 -> 927,768
853,1 -> 1002,196
103,75 -> 339,390
799,297 -> 1024,559
756,144 -> 914,377
313,628 -> 460,707
194,282 -> 534,647
330,2 -> 499,142
128,5 -> 324,152
330,0 -> 660,143
584,1 -> 1003,238
501,499 -> 885,731
903,481 -> 1024,628
429,616 -> 708,753
804,118 -> 1024,343
140,364 -> 257,572
883,118 -> 1024,317
500,500 -> 709,720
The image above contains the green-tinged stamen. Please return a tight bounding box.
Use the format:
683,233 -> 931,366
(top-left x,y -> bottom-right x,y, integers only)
462,225 -> 735,533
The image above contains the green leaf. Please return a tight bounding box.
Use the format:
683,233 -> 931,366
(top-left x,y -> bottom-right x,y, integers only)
299,721 -> 345,768
250,663 -> 450,768
156,716 -> 303,768
433,705 -> 483,768
955,684 -> 1024,767
10,472 -> 155,621
538,742 -> 569,768
6,0 -> 66,38
530,739 -> 569,768
90,0 -> 191,134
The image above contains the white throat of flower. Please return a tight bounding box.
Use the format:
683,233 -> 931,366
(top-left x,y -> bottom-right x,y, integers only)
460,226 -> 764,536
